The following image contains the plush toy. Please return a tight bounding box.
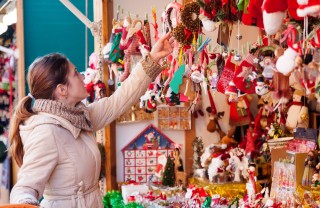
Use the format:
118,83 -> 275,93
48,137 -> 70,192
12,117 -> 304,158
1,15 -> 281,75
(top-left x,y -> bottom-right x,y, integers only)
140,83 -> 157,113
227,147 -> 249,182
83,67 -> 98,103
276,44 -> 300,76
262,0 -> 302,35
297,0 -> 320,17
285,89 -> 309,132
255,76 -> 270,96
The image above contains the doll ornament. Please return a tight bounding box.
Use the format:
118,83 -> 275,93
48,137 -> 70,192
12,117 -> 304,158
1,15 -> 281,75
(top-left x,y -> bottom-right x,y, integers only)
302,151 -> 317,187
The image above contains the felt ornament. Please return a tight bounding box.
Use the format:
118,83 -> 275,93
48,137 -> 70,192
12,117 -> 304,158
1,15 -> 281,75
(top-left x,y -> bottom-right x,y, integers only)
217,55 -> 236,93
105,21 -> 124,64
119,19 -> 143,82
297,0 -> 320,17
233,53 -> 258,94
241,0 -> 264,28
170,64 -> 186,93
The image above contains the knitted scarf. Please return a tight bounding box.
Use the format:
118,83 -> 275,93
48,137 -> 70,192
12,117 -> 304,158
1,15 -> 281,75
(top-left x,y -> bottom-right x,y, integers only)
32,99 -> 93,131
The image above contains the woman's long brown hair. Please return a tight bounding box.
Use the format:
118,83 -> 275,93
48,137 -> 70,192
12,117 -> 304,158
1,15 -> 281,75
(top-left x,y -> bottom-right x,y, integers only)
9,53 -> 70,167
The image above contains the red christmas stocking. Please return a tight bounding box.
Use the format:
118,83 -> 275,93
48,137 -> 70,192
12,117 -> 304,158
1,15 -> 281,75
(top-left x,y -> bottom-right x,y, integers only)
217,56 -> 236,93
233,53 -> 257,94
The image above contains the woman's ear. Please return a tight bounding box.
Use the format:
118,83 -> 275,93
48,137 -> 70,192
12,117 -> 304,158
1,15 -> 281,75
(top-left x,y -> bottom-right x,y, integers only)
55,84 -> 68,99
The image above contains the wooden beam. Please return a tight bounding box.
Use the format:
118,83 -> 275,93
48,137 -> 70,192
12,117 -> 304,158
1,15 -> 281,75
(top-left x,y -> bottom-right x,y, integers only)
12,0 -> 26,186
182,0 -> 196,179
94,0 -> 116,191
16,0 -> 25,101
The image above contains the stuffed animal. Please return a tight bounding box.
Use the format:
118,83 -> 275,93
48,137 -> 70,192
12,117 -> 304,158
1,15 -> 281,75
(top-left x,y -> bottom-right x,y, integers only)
285,89 -> 309,132
297,0 -> 320,17
227,147 -> 249,182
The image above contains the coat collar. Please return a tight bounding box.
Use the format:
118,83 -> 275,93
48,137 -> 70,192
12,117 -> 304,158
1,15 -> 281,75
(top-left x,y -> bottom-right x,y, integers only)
20,113 -> 82,139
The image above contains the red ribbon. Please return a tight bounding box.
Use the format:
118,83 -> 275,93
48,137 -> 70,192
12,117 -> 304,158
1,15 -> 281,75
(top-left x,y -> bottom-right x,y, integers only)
136,30 -> 147,45
200,50 -> 209,66
184,28 -> 193,40
280,24 -> 297,47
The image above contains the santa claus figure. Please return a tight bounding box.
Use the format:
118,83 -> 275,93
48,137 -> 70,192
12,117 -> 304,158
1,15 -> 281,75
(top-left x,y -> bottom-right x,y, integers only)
285,89 -> 309,132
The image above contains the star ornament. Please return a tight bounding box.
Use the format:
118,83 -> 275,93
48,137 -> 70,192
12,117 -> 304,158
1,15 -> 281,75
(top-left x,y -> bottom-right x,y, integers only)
237,66 -> 253,80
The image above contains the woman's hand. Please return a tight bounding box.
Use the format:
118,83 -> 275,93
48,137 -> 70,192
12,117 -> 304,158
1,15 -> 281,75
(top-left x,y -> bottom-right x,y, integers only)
149,32 -> 174,62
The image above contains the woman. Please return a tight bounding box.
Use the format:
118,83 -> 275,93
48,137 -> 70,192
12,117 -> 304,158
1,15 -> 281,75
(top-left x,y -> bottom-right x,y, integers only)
9,32 -> 174,207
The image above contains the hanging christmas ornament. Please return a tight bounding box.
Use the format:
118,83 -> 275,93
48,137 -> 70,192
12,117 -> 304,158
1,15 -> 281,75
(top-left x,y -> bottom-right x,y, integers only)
181,2 -> 202,32
161,1 -> 183,33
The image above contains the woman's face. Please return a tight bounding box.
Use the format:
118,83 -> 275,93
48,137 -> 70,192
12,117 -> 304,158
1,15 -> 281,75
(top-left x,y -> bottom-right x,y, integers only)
65,62 -> 88,105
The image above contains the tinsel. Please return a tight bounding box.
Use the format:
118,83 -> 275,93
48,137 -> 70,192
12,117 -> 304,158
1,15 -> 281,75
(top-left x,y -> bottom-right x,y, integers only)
189,177 -> 262,201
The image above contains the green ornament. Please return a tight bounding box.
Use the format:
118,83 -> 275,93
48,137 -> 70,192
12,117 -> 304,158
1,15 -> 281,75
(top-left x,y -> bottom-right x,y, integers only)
201,196 -> 211,208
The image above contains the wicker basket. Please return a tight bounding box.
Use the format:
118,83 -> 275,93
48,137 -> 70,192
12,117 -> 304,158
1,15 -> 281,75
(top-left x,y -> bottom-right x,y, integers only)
267,137 -> 293,151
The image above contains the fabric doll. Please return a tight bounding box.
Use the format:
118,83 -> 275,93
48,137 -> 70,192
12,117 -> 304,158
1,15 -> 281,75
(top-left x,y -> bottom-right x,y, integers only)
302,150 -> 317,186
246,162 -> 257,206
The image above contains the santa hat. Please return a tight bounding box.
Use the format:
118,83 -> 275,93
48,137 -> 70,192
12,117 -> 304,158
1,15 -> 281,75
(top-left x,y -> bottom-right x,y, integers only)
262,0 -> 286,35
225,81 -> 238,96
233,53 -> 257,94
288,0 -> 304,20
297,0 -> 320,18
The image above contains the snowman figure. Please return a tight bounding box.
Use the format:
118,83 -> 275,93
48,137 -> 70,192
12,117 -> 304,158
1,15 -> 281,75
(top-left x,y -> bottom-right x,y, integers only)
285,89 -> 309,132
